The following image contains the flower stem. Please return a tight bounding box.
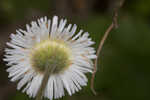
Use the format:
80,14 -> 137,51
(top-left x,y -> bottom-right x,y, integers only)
36,65 -> 56,100
90,0 -> 125,95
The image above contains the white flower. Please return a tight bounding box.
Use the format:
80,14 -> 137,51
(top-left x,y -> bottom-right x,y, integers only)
4,16 -> 96,100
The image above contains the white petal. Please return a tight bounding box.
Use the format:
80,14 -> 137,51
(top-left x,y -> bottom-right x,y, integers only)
51,16 -> 58,38
17,71 -> 35,90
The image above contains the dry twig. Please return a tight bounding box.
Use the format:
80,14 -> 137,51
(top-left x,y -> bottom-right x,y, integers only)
90,0 -> 125,95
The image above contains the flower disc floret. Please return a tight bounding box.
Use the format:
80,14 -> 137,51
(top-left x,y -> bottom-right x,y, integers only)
30,40 -> 71,74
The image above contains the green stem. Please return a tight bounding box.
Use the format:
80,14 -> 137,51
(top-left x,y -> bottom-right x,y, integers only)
36,65 -> 56,100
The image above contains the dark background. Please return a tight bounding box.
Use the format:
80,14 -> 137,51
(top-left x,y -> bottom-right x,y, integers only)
0,0 -> 150,100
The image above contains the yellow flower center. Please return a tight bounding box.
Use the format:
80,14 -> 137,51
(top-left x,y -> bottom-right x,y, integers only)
30,40 -> 72,74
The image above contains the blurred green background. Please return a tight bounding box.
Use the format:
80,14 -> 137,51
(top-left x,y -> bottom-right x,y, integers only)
0,0 -> 150,100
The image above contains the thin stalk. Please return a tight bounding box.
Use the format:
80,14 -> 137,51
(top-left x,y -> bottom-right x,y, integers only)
36,65 -> 56,100
90,0 -> 125,95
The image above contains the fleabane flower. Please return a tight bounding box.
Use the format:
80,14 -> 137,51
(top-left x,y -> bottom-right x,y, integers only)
4,16 -> 96,100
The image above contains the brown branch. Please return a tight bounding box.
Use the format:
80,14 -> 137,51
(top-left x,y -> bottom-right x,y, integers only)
90,0 -> 125,95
